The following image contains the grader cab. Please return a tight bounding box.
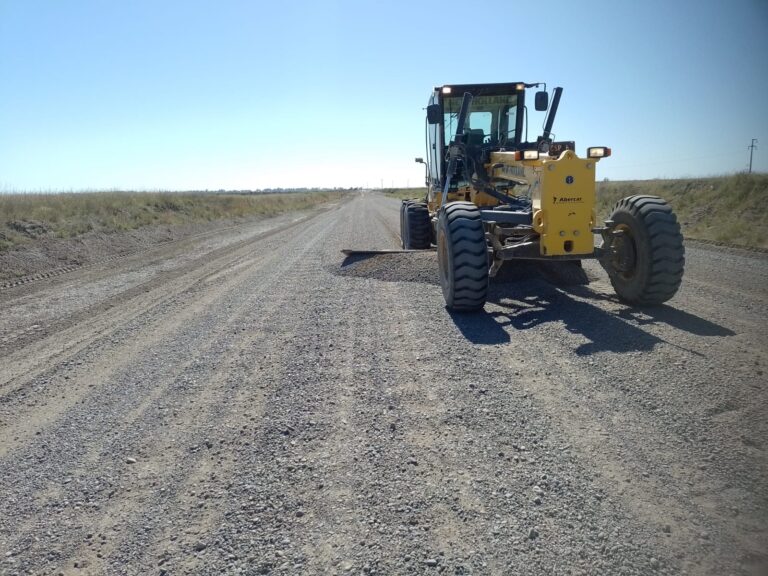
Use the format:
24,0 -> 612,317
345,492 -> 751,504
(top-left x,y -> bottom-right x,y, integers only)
404,82 -> 685,311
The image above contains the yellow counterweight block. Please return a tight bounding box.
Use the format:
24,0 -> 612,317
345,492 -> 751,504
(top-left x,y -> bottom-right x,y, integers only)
531,150 -> 597,256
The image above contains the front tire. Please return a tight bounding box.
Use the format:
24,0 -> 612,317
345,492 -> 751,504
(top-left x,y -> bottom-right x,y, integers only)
601,195 -> 684,305
437,202 -> 488,311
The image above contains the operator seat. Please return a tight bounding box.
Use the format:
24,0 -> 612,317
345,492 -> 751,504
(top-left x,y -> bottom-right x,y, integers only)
466,129 -> 485,146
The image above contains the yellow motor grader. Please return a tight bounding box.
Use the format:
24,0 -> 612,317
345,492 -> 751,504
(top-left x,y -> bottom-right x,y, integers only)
403,82 -> 685,311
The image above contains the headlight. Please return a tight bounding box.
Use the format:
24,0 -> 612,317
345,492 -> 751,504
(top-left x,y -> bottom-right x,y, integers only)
587,147 -> 611,158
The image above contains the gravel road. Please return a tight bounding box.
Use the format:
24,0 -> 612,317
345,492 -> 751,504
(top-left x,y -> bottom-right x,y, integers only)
1,192 -> 766,576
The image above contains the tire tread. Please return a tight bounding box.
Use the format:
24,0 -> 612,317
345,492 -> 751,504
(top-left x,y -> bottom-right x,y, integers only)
606,194 -> 685,305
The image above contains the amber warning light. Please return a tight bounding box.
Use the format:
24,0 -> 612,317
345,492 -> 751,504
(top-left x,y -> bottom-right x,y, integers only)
511,150 -> 541,161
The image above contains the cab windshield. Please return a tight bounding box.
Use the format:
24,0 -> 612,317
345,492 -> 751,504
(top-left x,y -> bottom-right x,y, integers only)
443,93 -> 518,147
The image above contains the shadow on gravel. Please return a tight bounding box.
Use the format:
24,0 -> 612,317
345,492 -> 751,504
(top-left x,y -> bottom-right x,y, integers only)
448,308 -> 511,344
448,263 -> 579,345
616,306 -> 736,337
451,291 -> 653,354
484,280 -> 663,355
563,285 -> 736,338
335,253 -> 729,354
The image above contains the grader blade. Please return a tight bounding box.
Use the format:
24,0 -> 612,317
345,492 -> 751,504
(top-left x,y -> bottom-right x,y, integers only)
341,249 -> 435,256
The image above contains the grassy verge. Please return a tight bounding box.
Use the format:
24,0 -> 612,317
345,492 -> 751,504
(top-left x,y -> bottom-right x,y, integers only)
382,188 -> 428,201
596,174 -> 767,249
0,190 -> 346,251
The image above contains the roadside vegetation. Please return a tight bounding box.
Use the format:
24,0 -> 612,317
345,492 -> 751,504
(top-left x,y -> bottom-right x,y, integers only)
2,174 -> 764,252
0,190 -> 346,251
385,174 -> 767,249
383,188 -> 427,201
596,173 -> 767,249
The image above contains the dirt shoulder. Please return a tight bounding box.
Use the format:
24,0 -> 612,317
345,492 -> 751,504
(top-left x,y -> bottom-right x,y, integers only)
0,211 -> 321,285
0,191 -> 348,284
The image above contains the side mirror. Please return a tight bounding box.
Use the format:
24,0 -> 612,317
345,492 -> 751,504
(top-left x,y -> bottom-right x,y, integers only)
426,104 -> 442,125
415,157 -> 425,164
534,91 -> 549,111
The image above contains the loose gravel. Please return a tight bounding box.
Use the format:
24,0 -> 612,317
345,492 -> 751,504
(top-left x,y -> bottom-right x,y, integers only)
0,192 -> 766,575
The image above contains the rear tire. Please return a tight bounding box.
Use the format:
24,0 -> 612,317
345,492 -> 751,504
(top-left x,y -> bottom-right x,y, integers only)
437,202 -> 488,311
400,201 -> 431,249
399,201 -> 409,249
601,195 -> 684,305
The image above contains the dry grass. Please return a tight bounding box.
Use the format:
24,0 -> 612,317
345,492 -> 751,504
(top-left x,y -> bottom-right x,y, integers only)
0,191 -> 345,251
596,173 -> 768,249
383,188 -> 428,201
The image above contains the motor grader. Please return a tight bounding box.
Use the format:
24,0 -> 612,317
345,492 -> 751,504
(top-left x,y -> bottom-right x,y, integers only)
403,82 -> 685,311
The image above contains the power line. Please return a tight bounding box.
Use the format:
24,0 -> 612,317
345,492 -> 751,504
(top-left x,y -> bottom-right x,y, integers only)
748,139 -> 758,174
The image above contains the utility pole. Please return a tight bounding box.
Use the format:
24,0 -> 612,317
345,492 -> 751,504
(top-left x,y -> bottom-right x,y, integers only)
748,138 -> 758,173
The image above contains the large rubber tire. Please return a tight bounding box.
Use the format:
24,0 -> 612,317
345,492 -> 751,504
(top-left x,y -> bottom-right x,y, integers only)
399,201 -> 409,248
401,201 -> 432,249
437,202 -> 489,311
602,195 -> 685,305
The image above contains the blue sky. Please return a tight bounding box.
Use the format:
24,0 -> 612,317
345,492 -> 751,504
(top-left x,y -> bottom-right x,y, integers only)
1,0 -> 766,191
